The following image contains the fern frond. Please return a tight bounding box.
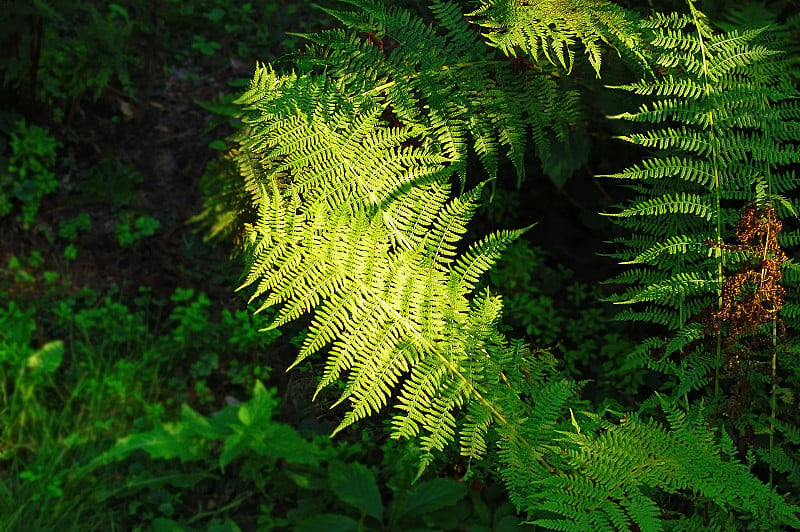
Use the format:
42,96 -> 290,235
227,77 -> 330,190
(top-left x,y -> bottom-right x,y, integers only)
299,0 -> 595,188
614,270 -> 718,306
606,7 -> 800,340
602,9 -> 800,520
460,401 -> 493,460
609,192 -> 713,221
471,0 -> 649,76
599,156 -> 716,187
234,63 -> 540,451
620,235 -> 708,265
525,397 -> 800,530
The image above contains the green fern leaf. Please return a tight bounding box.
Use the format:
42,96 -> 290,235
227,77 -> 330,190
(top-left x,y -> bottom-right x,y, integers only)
471,0 -> 649,76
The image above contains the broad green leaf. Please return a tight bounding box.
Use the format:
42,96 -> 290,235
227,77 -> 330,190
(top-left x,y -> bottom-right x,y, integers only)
397,477 -> 467,519
296,513 -> 359,532
328,462 -> 383,521
219,433 -> 245,469
259,424 -> 321,466
99,423 -> 207,464
237,380 -> 277,428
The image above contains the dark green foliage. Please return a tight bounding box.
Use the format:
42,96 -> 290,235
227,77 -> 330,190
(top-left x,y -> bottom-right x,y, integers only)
0,0 -> 136,122
94,381 -> 317,469
527,396 -> 796,531
604,10 -> 799,314
0,121 -> 59,227
604,0 -> 800,502
3,0 -> 800,529
0,273 -> 287,529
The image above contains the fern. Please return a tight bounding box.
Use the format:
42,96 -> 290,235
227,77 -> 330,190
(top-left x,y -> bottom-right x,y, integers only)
604,0 -> 800,513
531,396 -> 797,530
471,0 -> 650,77
233,63 -> 537,453
603,2 -> 799,358
202,1 -> 800,529
290,0 -> 591,185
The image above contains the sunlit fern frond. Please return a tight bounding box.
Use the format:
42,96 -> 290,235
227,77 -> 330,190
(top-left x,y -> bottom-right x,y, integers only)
295,0 -> 585,186
470,0 -> 650,76
234,65 -> 537,452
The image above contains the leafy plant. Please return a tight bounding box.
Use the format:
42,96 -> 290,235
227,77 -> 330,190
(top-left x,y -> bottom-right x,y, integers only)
0,291 -> 162,530
58,212 -> 92,240
603,0 -> 800,501
192,35 -> 222,57
92,377 -> 521,531
74,156 -> 144,210
202,0 -> 800,529
0,270 -> 292,530
0,1 -> 137,121
295,461 -> 476,532
487,240 -> 566,343
115,214 -> 161,247
0,302 -> 64,457
96,381 -> 316,469
0,120 -> 58,227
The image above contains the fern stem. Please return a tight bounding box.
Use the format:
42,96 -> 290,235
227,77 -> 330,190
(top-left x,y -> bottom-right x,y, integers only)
689,0 -> 724,398
769,319 -> 777,487
362,80 -> 397,97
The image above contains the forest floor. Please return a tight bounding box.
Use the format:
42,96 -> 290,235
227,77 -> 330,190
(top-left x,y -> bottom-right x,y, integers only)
0,2 -> 344,422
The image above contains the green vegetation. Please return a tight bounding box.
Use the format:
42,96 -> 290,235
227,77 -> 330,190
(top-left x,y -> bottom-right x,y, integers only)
0,121 -> 58,227
1,0 -> 799,530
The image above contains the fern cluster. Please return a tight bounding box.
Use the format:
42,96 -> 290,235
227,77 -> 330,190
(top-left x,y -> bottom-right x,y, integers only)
233,64 -> 535,459
604,0 -> 800,511
473,0 -> 649,76
602,0 -> 800,413
201,0 -> 800,529
292,0 -> 586,184
605,4 -> 800,383
524,396 -> 797,530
